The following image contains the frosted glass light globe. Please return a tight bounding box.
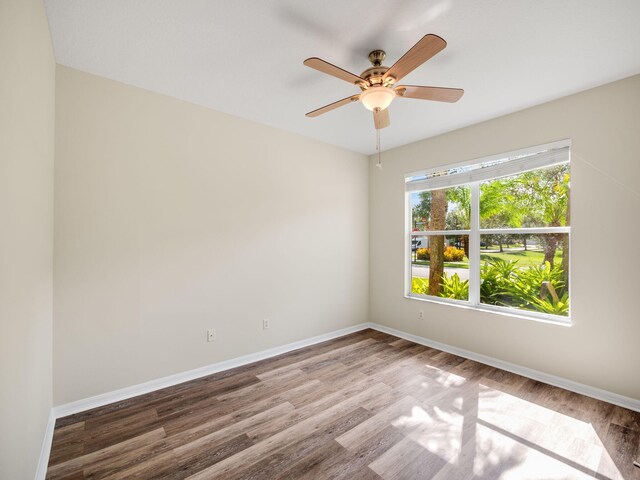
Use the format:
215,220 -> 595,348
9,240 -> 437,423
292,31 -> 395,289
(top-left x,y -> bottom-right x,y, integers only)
360,86 -> 395,111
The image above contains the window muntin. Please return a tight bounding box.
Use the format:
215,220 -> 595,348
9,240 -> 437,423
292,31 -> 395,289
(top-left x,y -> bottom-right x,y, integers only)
406,141 -> 571,322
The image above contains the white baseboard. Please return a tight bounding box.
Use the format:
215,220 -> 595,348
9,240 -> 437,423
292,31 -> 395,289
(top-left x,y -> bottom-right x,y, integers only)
52,323 -> 370,419
34,410 -> 55,480
368,322 -> 640,413
39,320 -> 639,477
49,319 -> 640,424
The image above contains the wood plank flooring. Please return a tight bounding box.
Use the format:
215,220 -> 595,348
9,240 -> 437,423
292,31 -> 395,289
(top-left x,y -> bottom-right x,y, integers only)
47,329 -> 640,479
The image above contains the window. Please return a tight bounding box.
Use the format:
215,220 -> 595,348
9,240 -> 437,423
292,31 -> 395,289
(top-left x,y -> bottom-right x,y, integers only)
406,140 -> 571,323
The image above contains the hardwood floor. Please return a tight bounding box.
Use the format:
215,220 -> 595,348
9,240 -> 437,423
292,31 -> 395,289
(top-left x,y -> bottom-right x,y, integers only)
47,329 -> 640,479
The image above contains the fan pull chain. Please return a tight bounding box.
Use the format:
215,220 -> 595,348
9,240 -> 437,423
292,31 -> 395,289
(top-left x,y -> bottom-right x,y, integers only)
376,127 -> 382,170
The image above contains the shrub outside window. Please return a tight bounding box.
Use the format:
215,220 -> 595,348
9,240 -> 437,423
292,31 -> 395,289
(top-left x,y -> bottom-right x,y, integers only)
406,140 -> 571,323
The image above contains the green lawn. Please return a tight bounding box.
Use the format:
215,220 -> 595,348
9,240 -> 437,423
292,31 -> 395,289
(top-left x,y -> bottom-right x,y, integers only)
413,248 -> 564,269
480,248 -> 563,267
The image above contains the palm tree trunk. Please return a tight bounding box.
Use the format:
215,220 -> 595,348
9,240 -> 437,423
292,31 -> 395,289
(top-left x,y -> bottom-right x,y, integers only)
543,235 -> 558,267
428,189 -> 446,296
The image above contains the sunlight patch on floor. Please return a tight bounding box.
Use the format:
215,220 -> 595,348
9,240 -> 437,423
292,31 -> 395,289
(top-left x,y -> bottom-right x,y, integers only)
371,382 -> 623,479
392,404 -> 464,463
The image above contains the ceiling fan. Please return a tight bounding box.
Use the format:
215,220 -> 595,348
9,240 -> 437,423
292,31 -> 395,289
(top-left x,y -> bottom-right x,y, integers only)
303,34 -> 463,130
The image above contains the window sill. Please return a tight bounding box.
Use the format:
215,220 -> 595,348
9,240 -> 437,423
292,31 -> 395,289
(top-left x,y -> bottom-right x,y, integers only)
404,294 -> 572,327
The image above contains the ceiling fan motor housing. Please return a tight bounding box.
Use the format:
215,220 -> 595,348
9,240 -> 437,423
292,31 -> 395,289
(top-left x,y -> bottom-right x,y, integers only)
360,50 -> 396,88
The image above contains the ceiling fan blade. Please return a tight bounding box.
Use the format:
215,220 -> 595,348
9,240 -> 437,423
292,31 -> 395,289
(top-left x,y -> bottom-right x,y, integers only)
396,85 -> 464,103
373,108 -> 390,129
303,57 -> 366,86
383,34 -> 447,83
305,95 -> 360,118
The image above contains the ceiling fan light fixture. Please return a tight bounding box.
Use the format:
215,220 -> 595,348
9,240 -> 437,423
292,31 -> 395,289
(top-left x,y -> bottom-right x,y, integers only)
359,86 -> 395,111
303,35 -> 463,130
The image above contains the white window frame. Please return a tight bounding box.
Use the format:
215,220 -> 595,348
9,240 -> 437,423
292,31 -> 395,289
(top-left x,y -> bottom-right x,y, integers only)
404,140 -> 571,325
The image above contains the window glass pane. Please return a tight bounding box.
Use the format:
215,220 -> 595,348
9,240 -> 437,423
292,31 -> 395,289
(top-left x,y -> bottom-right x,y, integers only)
479,164 -> 570,229
411,235 -> 469,301
479,233 -> 569,316
411,185 -> 471,231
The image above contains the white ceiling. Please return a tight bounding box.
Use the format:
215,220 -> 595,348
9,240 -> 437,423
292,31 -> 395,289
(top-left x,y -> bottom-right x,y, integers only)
44,0 -> 640,155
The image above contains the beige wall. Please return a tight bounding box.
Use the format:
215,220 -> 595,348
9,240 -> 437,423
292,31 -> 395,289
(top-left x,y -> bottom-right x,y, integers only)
370,74 -> 640,401
1,3 -> 635,472
0,0 -> 55,477
54,67 -> 369,405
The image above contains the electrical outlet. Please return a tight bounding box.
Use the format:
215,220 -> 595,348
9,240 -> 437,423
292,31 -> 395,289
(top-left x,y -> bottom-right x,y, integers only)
263,318 -> 270,330
418,311 -> 424,320
207,328 -> 216,342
